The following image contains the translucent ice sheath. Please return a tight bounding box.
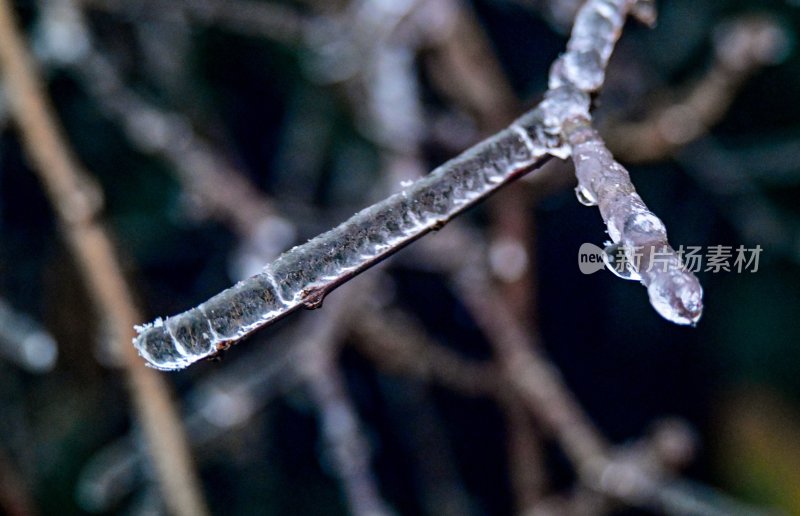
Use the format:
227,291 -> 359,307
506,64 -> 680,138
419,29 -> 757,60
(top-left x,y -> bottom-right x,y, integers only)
133,96 -> 580,370
135,0 -> 704,370
566,121 -> 703,325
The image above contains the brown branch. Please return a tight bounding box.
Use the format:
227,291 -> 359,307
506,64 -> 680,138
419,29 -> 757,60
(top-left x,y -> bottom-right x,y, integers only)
297,286 -> 393,516
604,14 -> 789,163
351,303 -> 548,511
502,400 -> 547,512
424,0 -> 519,132
351,305 -> 502,399
0,449 -> 35,516
0,2 -> 208,515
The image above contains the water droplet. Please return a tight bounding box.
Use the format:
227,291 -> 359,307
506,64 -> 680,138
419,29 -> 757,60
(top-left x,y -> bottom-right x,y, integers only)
603,242 -> 641,281
575,185 -> 597,206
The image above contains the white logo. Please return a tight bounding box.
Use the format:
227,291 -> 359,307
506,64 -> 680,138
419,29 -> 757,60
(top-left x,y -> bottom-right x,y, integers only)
578,242 -> 605,275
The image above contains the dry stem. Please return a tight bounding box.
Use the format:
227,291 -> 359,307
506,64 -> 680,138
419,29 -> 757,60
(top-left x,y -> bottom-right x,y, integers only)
0,2 -> 207,514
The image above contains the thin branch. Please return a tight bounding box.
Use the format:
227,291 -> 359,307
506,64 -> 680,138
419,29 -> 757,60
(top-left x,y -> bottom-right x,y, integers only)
351,305 -> 502,398
604,14 -> 789,162
134,0 -> 703,372
502,398 -> 547,513
301,294 -> 392,516
0,2 -> 208,515
566,120 -> 703,325
423,0 -> 519,132
133,100 -> 558,369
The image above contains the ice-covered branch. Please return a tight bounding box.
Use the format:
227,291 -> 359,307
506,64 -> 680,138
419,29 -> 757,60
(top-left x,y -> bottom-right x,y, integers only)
133,104 -> 563,369
566,120 -> 703,324
547,0 -> 648,93
133,0 -> 703,369
545,0 -> 703,325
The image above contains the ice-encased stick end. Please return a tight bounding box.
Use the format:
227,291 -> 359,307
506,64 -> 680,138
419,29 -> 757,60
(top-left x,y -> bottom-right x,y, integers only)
646,273 -> 704,326
133,319 -> 194,371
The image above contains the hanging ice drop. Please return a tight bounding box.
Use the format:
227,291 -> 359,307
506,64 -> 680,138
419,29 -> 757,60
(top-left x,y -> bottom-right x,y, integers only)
602,242 -> 642,281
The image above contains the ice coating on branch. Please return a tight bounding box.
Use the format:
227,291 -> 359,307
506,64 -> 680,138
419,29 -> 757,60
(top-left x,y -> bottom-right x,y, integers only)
134,120 -> 547,370
132,0 -> 692,370
566,122 -> 703,325
513,86 -> 590,159
546,0 -> 704,325
549,0 -> 630,91
646,260 -> 704,325
135,324 -> 192,371
166,309 -> 217,357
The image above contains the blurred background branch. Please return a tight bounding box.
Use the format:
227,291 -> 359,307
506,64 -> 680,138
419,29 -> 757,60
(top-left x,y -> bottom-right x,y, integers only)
0,0 -> 207,513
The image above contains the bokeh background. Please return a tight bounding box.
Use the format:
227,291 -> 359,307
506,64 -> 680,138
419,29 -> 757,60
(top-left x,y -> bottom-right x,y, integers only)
1,0 -> 799,514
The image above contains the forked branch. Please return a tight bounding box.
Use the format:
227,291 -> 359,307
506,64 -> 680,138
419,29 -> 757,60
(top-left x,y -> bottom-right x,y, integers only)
134,0 -> 703,370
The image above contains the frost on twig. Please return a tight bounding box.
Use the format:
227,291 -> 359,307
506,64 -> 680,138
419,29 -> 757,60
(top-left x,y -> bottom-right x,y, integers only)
133,0 -> 703,370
